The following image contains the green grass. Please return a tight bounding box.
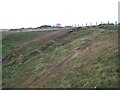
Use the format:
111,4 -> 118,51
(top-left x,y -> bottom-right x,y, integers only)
2,31 -> 54,57
99,25 -> 118,30
2,28 -> 118,88
42,30 -> 118,88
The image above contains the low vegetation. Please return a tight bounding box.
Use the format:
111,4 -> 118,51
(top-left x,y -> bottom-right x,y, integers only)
2,26 -> 119,88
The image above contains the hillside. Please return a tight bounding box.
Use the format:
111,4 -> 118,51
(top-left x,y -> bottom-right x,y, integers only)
2,27 -> 118,88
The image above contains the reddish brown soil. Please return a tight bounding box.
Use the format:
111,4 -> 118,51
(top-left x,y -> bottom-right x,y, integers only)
20,37 -> 94,88
21,29 -> 73,47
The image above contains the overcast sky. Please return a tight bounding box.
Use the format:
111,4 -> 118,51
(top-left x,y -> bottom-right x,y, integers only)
0,0 -> 119,29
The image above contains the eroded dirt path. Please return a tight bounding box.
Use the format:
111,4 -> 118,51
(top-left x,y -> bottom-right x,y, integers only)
20,37 -> 94,88
21,29 -> 73,47
2,29 -> 73,62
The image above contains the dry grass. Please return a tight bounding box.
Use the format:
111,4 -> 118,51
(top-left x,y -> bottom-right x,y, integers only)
2,28 -> 118,88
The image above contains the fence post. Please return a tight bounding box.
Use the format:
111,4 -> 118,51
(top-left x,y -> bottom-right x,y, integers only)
75,24 -> 76,27
90,22 -> 92,26
96,22 -> 97,26
82,24 -> 83,27
115,21 -> 117,25
108,21 -> 109,24
86,23 -> 87,26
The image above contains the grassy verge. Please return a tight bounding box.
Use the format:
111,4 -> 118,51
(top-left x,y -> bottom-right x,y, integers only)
2,31 -> 54,57
2,28 -> 118,88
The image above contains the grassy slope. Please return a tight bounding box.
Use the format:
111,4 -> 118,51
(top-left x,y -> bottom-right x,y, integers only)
2,29 -> 118,88
2,31 -> 55,57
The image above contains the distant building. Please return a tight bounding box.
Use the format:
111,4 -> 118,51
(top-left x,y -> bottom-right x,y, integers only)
55,23 -> 61,27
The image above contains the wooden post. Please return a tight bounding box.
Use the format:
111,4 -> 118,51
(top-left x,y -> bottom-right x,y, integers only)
86,23 -> 87,26
82,24 -> 83,27
96,22 -> 97,26
90,22 -> 92,26
72,24 -> 73,27
115,21 -> 117,25
75,24 -> 76,27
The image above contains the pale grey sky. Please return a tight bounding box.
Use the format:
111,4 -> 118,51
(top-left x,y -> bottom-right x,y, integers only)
0,0 -> 119,29
118,1 -> 120,23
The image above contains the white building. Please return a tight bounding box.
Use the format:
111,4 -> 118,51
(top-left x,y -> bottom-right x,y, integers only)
55,23 -> 61,27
